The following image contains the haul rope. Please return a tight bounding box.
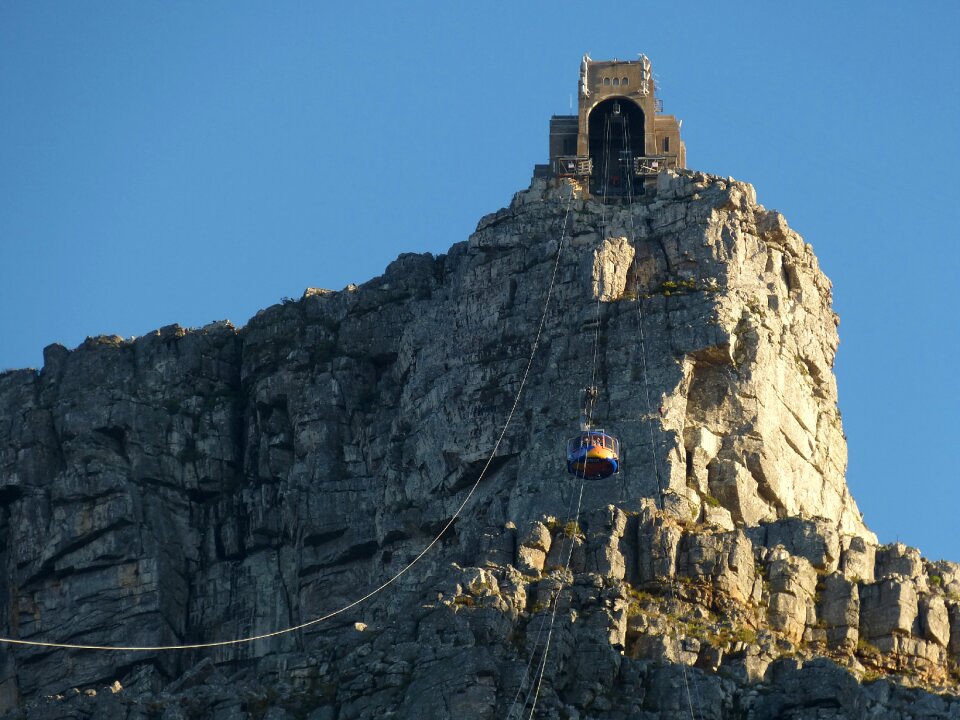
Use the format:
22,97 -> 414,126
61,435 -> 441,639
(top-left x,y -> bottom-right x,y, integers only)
516,113 -> 616,719
622,115 -> 701,720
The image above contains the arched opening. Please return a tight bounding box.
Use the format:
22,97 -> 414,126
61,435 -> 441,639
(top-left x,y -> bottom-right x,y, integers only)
587,97 -> 645,196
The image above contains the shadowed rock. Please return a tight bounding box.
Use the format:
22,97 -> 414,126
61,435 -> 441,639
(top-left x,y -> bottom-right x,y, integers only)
0,173 -> 956,718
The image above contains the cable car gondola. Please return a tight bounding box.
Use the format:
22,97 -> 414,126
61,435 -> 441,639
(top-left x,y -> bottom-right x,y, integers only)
566,429 -> 620,479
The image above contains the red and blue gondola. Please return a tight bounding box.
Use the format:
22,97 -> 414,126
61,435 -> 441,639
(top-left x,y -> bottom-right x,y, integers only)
566,430 -> 620,479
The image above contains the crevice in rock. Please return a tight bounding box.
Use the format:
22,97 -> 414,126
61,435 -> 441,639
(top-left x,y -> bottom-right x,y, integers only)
93,426 -> 129,461
447,453 -> 516,494
382,529 -> 410,545
0,487 -> 22,508
744,453 -> 789,519
781,262 -> 793,292
303,527 -> 348,547
777,429 -> 814,468
25,521 -> 136,584
185,488 -> 219,504
307,540 -> 380,573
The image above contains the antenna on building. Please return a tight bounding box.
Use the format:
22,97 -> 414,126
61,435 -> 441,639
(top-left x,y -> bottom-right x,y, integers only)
569,94 -> 573,112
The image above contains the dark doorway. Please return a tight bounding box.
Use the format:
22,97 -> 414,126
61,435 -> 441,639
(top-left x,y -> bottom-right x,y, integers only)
587,97 -> 645,197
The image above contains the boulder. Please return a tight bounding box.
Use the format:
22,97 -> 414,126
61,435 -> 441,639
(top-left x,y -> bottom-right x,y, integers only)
860,579 -> 919,639
815,572 -> 860,651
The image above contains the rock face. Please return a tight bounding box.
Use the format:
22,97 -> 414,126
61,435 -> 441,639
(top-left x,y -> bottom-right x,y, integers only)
0,171 -> 957,719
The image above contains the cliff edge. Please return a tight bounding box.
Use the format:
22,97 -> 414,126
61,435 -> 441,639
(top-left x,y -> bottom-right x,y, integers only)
0,171 -> 956,718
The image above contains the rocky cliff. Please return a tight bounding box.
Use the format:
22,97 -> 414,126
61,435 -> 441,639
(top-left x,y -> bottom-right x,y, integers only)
0,171 -> 957,719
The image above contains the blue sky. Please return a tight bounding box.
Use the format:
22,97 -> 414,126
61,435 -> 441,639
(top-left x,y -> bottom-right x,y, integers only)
1,2 -> 958,563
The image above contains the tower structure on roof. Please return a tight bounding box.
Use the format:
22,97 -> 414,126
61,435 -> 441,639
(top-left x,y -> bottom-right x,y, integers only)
537,54 -> 686,197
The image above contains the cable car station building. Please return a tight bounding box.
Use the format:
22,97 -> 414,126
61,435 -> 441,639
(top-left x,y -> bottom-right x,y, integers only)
536,54 -> 686,197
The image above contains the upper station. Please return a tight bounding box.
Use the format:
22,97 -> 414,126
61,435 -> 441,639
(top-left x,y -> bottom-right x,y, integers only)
535,54 -> 686,197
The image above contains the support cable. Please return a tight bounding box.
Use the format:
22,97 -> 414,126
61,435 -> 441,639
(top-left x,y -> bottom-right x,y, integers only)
504,453 -> 585,718
584,112 -> 613,429
623,121 -> 700,720
0,188 -> 579,654
522,477 -> 585,720
519,116 -> 615,719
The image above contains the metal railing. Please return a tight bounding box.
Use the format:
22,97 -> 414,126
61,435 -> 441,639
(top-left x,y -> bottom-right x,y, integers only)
552,154 -> 678,178
554,156 -> 593,177
634,154 -> 679,175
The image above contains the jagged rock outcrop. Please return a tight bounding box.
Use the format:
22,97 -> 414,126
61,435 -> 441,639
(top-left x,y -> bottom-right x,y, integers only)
0,171 -> 956,718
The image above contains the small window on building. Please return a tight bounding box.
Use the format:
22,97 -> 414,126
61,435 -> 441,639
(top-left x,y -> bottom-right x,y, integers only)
663,137 -> 670,153
603,77 -> 610,86
622,77 -> 629,86
612,78 -> 620,86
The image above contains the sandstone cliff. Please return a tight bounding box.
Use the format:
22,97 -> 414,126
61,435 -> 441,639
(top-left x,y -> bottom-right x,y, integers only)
0,171 -> 957,718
